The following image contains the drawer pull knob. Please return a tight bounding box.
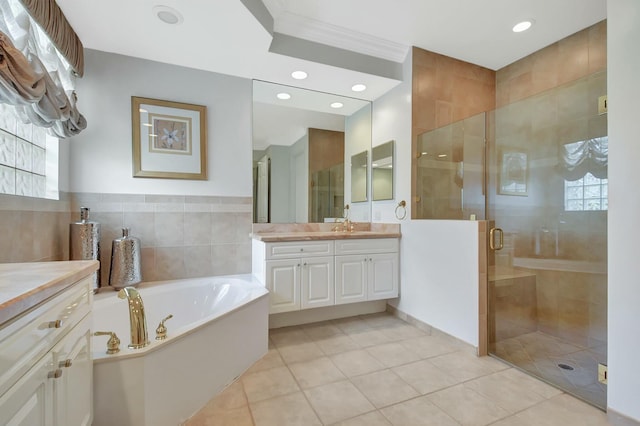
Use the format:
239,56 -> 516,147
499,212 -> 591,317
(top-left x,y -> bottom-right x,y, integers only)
59,359 -> 72,368
48,369 -> 63,379
47,320 -> 62,329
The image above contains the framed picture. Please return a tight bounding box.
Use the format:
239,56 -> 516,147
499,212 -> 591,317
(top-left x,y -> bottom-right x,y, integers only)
132,96 -> 207,179
499,148 -> 528,196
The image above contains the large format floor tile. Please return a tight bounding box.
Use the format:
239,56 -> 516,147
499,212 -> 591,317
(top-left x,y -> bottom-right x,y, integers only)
184,313 -> 610,426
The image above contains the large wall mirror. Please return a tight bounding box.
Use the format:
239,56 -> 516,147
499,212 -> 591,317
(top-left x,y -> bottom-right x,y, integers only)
252,81 -> 372,224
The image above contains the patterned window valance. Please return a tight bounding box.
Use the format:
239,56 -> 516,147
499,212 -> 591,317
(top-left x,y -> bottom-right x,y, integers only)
18,0 -> 83,77
0,0 -> 85,138
560,137 -> 608,181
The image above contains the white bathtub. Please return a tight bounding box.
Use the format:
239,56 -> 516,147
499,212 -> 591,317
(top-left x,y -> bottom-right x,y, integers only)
91,274 -> 269,426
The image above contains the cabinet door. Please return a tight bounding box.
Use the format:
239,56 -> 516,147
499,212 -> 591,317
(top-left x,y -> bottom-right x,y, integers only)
53,315 -> 92,426
301,256 -> 334,309
335,255 -> 367,305
266,259 -> 301,313
0,352 -> 53,426
367,253 -> 399,300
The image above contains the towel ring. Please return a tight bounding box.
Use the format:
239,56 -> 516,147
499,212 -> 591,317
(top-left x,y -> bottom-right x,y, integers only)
395,200 -> 407,220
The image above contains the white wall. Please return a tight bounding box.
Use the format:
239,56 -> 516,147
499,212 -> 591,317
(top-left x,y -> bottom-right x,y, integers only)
266,145 -> 291,222
69,49 -> 252,196
607,0 -> 640,421
345,104 -> 372,222
290,134 -> 308,223
373,53 -> 480,347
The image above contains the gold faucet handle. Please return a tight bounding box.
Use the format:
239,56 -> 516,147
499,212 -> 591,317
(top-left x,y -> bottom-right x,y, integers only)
155,314 -> 173,340
94,331 -> 121,354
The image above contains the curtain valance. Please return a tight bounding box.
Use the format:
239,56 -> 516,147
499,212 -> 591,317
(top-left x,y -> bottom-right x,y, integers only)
17,0 -> 83,77
0,0 -> 86,138
560,137 -> 608,181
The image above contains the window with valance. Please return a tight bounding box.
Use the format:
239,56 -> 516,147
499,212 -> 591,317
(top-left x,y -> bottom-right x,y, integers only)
561,137 -> 608,211
0,0 -> 85,198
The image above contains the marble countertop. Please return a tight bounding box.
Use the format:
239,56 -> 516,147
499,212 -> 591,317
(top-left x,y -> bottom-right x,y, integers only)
0,260 -> 99,327
252,230 -> 401,242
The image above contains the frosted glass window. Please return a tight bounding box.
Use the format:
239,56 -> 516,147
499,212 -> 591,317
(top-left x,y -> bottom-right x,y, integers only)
0,164 -> 16,194
32,146 -> 45,175
0,104 -> 58,199
0,130 -> 16,167
16,169 -> 32,196
16,138 -> 32,171
16,120 -> 32,141
564,172 -> 608,211
32,174 -> 46,198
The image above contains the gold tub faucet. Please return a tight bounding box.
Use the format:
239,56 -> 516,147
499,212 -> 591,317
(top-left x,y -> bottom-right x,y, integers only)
117,286 -> 150,349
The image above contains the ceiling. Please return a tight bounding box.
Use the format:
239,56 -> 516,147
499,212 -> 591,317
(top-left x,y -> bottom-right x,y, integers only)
56,0 -> 606,151
56,0 -> 607,102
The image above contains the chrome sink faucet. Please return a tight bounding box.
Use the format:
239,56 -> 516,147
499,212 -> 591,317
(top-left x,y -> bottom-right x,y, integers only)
117,286 -> 149,349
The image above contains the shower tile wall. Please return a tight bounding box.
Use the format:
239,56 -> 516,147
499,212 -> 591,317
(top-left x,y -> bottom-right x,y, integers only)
0,193 -> 70,262
496,21 -> 606,108
412,47 -> 496,220
70,193 -> 253,284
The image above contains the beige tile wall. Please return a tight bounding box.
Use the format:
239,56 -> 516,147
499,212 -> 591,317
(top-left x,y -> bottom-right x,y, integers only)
411,46 -> 496,219
496,20 -> 606,107
0,193 -> 70,263
70,193 -> 253,285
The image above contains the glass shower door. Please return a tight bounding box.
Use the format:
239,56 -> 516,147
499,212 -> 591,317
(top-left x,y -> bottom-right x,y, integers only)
486,71 -> 608,409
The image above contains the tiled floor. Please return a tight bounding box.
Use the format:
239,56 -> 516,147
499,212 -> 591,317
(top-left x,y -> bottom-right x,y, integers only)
493,331 -> 607,409
185,313 -> 611,426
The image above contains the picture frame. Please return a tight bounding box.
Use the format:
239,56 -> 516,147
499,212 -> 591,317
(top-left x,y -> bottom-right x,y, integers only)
498,148 -> 528,196
132,96 -> 207,180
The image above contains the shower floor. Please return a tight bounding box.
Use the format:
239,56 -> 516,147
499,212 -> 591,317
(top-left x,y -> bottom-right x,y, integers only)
492,331 -> 606,409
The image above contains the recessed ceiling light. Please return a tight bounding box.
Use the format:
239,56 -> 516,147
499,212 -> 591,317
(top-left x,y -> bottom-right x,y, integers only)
351,84 -> 367,92
512,20 -> 533,33
153,6 -> 184,25
330,102 -> 344,109
291,71 -> 308,80
276,92 -> 291,100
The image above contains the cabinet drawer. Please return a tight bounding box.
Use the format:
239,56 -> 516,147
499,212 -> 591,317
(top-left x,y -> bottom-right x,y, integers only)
335,238 -> 398,255
266,241 -> 334,260
0,277 -> 92,396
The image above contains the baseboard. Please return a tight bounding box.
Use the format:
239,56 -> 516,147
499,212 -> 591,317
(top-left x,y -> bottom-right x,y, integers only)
608,409 -> 640,426
269,300 -> 387,328
386,304 -> 478,355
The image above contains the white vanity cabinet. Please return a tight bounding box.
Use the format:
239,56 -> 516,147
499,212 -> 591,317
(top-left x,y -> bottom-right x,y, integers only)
254,240 -> 335,313
253,236 -> 399,314
335,239 -> 399,304
0,272 -> 94,426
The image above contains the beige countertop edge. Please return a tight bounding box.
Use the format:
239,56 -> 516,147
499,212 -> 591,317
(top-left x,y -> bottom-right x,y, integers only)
0,260 -> 99,327
252,232 -> 402,242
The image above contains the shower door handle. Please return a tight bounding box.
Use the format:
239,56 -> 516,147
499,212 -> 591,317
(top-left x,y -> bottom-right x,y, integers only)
489,227 -> 504,251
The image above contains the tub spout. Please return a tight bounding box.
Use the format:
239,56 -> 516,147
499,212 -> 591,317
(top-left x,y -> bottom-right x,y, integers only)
117,286 -> 149,349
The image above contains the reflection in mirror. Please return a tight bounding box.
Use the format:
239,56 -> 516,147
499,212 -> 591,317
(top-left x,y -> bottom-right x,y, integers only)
351,151 -> 368,202
252,80 -> 372,223
372,140 -> 394,201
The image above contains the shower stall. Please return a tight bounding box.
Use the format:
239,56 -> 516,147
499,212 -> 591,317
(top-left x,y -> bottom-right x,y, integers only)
415,70 -> 608,409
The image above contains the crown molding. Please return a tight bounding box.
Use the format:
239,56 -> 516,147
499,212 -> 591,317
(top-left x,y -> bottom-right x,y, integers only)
274,11 -> 408,63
